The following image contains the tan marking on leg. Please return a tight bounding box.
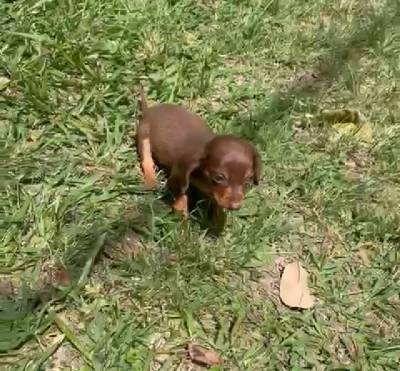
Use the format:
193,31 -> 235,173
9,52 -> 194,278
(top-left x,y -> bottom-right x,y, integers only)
141,138 -> 157,189
142,161 -> 157,189
173,195 -> 188,218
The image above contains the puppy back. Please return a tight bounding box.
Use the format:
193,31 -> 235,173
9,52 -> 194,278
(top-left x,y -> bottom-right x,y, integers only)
144,104 -> 213,169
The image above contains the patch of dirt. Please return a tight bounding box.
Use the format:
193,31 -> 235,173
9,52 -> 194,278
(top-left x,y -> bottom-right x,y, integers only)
248,257 -> 290,310
44,341 -> 84,371
0,279 -> 18,296
103,229 -> 145,261
0,259 -> 72,303
342,149 -> 373,182
288,71 -> 325,93
81,164 -> 115,176
353,241 -> 381,266
318,224 -> 345,258
175,360 -> 210,371
365,308 -> 400,343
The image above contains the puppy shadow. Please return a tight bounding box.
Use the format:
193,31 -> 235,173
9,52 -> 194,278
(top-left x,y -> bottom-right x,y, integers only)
13,200 -> 160,313
161,187 -> 227,237
65,198 -> 163,267
189,187 -> 227,237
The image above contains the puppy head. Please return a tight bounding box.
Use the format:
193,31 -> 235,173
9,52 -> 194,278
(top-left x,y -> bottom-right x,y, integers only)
200,135 -> 261,210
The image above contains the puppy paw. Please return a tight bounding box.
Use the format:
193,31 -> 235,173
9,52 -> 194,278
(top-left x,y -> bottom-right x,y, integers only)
173,195 -> 189,218
144,173 -> 158,190
142,161 -> 158,190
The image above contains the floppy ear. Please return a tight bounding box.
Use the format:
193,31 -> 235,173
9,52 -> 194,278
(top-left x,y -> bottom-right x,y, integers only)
252,146 -> 262,185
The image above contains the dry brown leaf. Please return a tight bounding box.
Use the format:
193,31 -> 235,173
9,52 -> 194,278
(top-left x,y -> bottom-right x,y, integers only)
39,260 -> 72,289
52,267 -> 72,287
187,343 -> 223,366
279,261 -> 315,309
290,71 -> 322,91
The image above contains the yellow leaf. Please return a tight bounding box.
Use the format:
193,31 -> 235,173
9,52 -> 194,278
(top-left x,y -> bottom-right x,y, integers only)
279,261 -> 315,309
333,122 -> 358,135
321,109 -> 361,124
355,122 -> 373,144
333,122 -> 373,144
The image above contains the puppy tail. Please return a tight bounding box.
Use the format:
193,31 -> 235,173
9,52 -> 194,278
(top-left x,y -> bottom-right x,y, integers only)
137,83 -> 147,114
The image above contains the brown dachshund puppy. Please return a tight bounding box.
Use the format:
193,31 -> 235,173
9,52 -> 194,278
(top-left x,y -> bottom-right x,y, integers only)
136,86 -> 261,217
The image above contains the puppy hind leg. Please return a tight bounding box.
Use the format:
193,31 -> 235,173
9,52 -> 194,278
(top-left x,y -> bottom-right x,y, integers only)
137,120 -> 157,189
142,138 -> 157,189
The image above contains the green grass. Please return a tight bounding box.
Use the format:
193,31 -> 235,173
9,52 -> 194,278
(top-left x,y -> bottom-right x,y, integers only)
1,0 -> 399,369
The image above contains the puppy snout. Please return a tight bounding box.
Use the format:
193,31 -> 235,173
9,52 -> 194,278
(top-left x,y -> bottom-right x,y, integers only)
225,194 -> 243,210
214,196 -> 242,210
213,186 -> 244,210
226,201 -> 241,210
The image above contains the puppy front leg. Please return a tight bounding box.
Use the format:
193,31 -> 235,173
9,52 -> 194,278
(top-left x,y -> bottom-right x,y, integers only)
172,194 -> 189,218
208,201 -> 226,235
167,164 -> 192,218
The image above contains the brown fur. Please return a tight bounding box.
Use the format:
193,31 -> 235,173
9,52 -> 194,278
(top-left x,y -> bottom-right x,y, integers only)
136,86 -> 261,216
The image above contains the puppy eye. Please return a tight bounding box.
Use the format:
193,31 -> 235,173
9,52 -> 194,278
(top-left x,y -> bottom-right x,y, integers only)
212,173 -> 226,184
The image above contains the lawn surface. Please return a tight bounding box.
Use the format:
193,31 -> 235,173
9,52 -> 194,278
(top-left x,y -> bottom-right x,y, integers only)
1,0 -> 399,370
